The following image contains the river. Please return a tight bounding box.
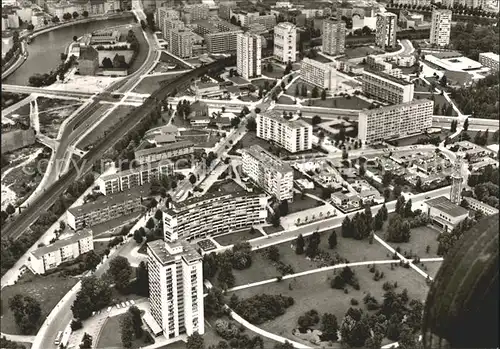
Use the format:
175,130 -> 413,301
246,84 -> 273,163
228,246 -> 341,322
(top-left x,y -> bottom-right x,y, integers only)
4,16 -> 135,86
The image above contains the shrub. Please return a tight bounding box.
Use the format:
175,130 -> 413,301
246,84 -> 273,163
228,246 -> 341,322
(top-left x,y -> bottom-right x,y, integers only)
350,298 -> 359,306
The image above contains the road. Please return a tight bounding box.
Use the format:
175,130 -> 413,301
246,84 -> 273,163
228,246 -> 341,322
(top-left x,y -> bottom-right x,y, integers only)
2,84 -> 96,99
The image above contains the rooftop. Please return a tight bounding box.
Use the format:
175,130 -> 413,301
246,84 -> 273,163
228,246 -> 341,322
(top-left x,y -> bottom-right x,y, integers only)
363,69 -> 413,86
425,196 -> 469,217
154,134 -> 177,143
31,229 -> 93,259
135,140 -> 194,158
147,239 -> 202,265
68,185 -> 150,217
480,52 -> 499,62
243,144 -> 293,174
261,111 -> 312,129
361,98 -> 432,115
79,46 -> 98,61
99,160 -> 173,182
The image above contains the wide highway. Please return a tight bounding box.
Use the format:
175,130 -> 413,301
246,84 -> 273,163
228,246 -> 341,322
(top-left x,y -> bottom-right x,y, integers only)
1,56 -> 235,240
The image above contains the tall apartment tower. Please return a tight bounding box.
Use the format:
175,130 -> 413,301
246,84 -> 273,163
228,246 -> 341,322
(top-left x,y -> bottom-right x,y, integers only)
322,19 -> 346,56
375,12 -> 397,50
147,239 -> 204,339
273,22 -> 297,63
430,9 -> 452,47
237,32 -> 262,79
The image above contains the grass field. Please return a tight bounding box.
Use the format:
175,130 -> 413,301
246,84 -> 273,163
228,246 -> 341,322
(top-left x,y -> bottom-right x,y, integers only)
277,95 -> 295,105
96,313 -> 150,349
285,79 -> 317,97
382,225 -> 442,258
230,263 -> 430,345
262,64 -> 285,79
420,260 -> 442,279
310,96 -> 371,110
0,275 -> 78,335
213,228 -> 261,246
133,72 -> 186,94
288,193 -> 324,214
344,46 -> 383,59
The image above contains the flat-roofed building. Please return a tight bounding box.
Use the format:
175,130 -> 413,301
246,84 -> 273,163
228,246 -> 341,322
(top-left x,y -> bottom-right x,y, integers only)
274,22 -> 296,63
358,99 -> 433,143
193,19 -> 242,53
242,145 -> 294,202
366,55 -> 403,78
156,7 -> 179,36
134,141 -> 194,165
66,186 -> 148,230
300,57 -> 337,90
362,69 -> 414,104
170,29 -> 193,58
375,12 -> 397,50
464,196 -> 499,216
424,196 -> 469,232
237,32 -> 262,79
322,18 -> 346,56
30,229 -> 94,274
97,161 -> 174,195
257,111 -> 312,153
162,191 -> 267,241
90,30 -> 120,44
479,52 -> 499,72
147,240 -> 203,340
182,3 -> 209,23
430,9 -> 452,47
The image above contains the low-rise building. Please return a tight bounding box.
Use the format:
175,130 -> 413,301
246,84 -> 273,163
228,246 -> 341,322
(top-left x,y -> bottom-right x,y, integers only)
90,30 -> 120,44
162,191 -> 267,241
424,196 -> 469,232
190,82 -> 224,98
242,145 -> 294,202
300,58 -> 337,90
366,55 -> 403,78
134,141 -> 194,165
362,69 -> 414,104
29,229 -> 94,274
331,191 -> 361,211
393,54 -> 416,67
358,99 -> 433,143
256,111 -> 312,153
78,46 -> 99,76
464,196 -> 499,216
67,186 -> 148,230
97,161 -> 174,195
479,52 -> 499,72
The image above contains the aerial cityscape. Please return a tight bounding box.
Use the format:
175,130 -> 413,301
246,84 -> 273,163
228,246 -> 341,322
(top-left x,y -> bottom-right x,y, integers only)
0,0 -> 498,348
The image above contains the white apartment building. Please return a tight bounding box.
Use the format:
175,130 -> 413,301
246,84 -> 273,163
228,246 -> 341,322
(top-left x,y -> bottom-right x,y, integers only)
358,99 -> 433,143
464,196 -> 499,216
147,240 -> 204,339
156,7 -> 179,35
97,161 -> 174,195
430,9 -> 452,47
273,22 -> 297,63
30,229 -> 94,274
322,19 -> 346,56
162,191 -> 267,242
300,58 -> 338,90
134,141 -> 194,165
479,52 -> 499,72
375,12 -> 397,50
256,111 -> 312,153
362,69 -> 414,104
237,32 -> 262,79
366,55 -> 403,78
242,145 -> 294,202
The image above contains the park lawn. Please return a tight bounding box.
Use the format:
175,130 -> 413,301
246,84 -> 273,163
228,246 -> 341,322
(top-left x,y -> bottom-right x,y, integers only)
285,79 -> 316,97
250,77 -> 274,90
96,313 -> 150,349
277,95 -> 295,105
229,263 -> 430,345
0,275 -> 78,335
262,64 -> 285,79
344,46 -> 382,59
133,73 -> 186,94
213,228 -> 261,246
310,96 -> 371,110
380,225 -> 442,258
288,193 -> 324,214
420,261 -> 443,279
263,225 -> 285,234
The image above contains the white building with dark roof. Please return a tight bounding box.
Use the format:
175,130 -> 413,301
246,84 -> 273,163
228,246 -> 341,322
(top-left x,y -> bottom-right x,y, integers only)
423,196 -> 469,232
29,229 -> 94,274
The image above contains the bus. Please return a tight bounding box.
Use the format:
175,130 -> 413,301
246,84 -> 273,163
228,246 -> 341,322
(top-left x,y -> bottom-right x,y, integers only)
54,331 -> 63,345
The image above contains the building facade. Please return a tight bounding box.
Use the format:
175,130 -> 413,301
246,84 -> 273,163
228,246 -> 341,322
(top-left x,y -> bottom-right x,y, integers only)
134,141 -> 194,165
322,19 -> 346,56
358,99 -> 433,143
273,22 -> 296,63
256,111 -> 313,153
430,9 -> 452,47
424,196 -> 469,232
366,55 -> 403,78
147,240 -> 204,339
182,3 -> 209,23
30,229 -> 94,274
464,196 -> 499,216
479,52 -> 499,72
78,46 -> 99,75
66,187 -> 148,230
362,69 -> 414,104
236,32 -> 262,79
97,161 -> 174,195
242,145 -> 294,202
300,57 -> 337,90
162,191 -> 267,242
375,12 -> 397,50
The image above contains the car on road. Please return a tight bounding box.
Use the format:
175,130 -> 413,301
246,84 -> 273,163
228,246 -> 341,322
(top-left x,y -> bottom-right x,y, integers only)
425,196 -> 431,199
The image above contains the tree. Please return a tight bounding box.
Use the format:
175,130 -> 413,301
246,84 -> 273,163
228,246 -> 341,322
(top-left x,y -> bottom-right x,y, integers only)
274,342 -> 294,349
72,11 -> 79,19
266,62 -> 273,72
295,234 -> 305,254
189,174 -> 197,184
312,115 -> 322,125
133,230 -> 143,243
155,209 -> 163,220
135,261 -> 149,297
393,185 -> 402,199
120,313 -> 134,348
82,10 -> 89,17
128,306 -> 143,338
102,57 -> 113,68
463,118 -> 469,131
279,200 -> 289,216
8,295 -> 42,334
450,119 -> 457,132
80,333 -> 92,349
341,216 -> 353,238
187,332 -> 204,349
108,256 -> 132,292
395,196 -> 406,215
295,84 -> 300,97
380,203 -> 388,221
321,89 -> 327,100
305,232 -> 320,258
311,86 -> 319,98
328,230 -> 338,249
321,313 -> 339,341
342,148 -> 348,160
374,211 -> 384,231
404,199 -> 413,218
71,276 -> 112,320
5,204 -> 15,216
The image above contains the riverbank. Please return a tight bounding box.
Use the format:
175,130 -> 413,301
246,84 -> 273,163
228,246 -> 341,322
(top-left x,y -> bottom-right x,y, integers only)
2,12 -> 134,82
